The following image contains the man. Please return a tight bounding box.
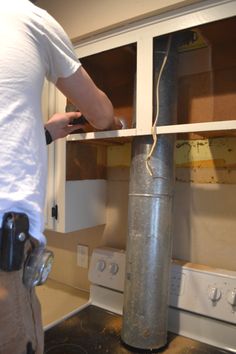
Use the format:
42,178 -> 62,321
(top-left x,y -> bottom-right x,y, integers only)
0,1 -> 120,353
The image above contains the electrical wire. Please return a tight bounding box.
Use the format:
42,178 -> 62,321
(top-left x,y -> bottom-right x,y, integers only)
145,35 -> 172,176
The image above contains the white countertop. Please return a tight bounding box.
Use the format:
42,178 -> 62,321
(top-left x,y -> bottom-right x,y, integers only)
36,278 -> 90,330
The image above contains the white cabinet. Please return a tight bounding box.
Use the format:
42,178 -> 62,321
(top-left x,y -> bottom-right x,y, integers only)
64,180 -> 107,232
45,0 -> 236,233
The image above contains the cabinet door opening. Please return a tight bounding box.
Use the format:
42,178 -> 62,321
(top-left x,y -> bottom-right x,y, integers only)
152,16 -> 236,139
67,44 -> 137,132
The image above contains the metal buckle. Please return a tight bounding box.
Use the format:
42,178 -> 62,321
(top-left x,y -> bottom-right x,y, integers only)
23,247 -> 54,289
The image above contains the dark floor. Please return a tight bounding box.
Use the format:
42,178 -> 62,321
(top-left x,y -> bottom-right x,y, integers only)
44,305 -> 232,354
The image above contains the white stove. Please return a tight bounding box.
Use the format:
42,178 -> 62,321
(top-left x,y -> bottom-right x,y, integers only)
44,247 -> 236,353
88,247 -> 125,315
88,247 -> 236,352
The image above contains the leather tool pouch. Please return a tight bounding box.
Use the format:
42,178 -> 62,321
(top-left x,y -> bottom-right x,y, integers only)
0,212 -> 29,271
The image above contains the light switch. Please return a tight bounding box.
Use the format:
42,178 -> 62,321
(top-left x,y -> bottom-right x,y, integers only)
77,244 -> 89,268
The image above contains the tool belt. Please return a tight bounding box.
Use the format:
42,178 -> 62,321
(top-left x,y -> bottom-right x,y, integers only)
0,212 -> 54,288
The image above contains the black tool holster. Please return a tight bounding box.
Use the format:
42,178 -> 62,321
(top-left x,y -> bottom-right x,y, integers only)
0,212 -> 29,271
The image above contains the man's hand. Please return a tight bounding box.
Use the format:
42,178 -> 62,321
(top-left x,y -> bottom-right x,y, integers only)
44,112 -> 85,142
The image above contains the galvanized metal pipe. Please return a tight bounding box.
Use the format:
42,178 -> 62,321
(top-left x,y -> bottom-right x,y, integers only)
121,35 -> 179,350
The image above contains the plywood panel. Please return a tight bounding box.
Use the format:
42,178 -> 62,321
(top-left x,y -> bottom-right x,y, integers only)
176,18 -> 236,139
66,142 -> 107,180
80,45 -> 136,130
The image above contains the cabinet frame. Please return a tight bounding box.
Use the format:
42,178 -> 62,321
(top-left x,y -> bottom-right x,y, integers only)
50,0 -> 236,232
64,0 -> 236,141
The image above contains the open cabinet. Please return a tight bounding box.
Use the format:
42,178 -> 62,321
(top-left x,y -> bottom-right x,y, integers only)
44,0 -> 236,233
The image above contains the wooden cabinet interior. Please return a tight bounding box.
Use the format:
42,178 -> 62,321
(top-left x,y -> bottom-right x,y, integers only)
80,44 -> 137,130
176,16 -> 236,138
66,138 -> 133,181
66,141 -> 107,181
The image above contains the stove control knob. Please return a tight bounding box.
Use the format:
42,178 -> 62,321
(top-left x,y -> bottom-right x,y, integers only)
208,286 -> 221,302
96,260 -> 106,272
226,290 -> 236,306
109,262 -> 119,275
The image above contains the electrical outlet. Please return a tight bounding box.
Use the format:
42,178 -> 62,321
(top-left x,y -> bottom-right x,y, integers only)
77,244 -> 89,268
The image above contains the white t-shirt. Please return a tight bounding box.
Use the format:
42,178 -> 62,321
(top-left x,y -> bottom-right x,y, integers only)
0,0 -> 81,244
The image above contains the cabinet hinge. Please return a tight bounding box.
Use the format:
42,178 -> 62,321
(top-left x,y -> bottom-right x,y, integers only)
51,204 -> 58,220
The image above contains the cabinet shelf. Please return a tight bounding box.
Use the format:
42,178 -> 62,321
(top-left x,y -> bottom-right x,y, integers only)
66,120 -> 236,142
66,128 -> 136,141
155,120 -> 236,137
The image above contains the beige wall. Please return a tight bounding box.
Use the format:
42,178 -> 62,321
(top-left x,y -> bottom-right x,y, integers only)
36,0 -> 202,40
46,140 -> 236,292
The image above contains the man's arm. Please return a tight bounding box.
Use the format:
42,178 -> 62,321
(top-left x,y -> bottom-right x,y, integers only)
56,66 -> 121,131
